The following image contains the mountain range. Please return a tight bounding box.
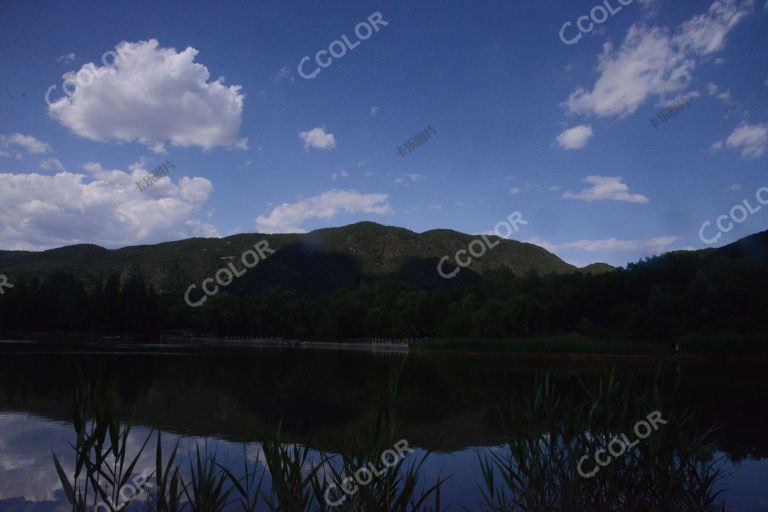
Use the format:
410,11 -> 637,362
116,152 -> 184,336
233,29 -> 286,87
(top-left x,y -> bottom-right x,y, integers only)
0,222 -> 603,295
1,223 -> 767,342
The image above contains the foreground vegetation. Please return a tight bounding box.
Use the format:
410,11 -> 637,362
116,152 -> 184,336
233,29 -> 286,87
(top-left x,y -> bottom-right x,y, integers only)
51,367 -> 725,511
53,367 -> 443,512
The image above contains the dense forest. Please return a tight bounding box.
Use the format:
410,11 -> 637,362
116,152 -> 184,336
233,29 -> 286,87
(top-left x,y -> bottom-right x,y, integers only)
1,230 -> 767,344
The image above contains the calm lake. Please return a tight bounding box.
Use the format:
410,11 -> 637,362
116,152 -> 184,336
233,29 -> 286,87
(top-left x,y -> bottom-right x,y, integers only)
0,342 -> 767,511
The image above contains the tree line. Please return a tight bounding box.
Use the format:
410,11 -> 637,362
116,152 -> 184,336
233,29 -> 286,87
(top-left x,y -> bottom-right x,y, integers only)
1,249 -> 766,343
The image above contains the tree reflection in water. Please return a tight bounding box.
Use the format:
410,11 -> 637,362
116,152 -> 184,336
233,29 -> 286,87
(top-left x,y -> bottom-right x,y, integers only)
50,366 -> 723,511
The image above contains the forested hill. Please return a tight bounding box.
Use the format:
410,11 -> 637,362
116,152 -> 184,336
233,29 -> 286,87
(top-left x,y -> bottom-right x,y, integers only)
1,225 -> 767,342
0,221 -> 578,294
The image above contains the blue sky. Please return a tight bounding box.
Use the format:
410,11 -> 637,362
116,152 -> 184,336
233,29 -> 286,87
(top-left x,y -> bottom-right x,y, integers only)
0,0 -> 766,266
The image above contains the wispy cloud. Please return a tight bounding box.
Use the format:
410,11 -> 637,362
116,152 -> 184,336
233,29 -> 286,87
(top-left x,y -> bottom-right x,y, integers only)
707,82 -> 732,102
272,66 -> 294,83
529,235 -> 680,253
563,176 -> 650,203
254,190 -> 393,233
332,169 -> 349,180
39,157 -> 65,171
394,173 -> 426,186
56,52 -> 76,64
0,133 -> 50,156
565,0 -> 753,118
721,121 -> 768,159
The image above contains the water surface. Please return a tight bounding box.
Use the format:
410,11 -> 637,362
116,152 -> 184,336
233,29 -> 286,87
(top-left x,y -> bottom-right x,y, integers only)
0,343 -> 767,510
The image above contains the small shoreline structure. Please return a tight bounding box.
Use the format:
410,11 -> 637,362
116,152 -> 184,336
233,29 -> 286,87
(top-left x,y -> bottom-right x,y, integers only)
182,335 -> 416,352
90,333 -> 417,352
2,334 -> 765,362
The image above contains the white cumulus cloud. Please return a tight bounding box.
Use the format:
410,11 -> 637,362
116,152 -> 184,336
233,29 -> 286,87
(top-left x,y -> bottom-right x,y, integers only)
47,39 -> 246,151
255,189 -> 393,233
556,125 -> 593,150
563,176 -> 650,203
299,127 -> 336,151
0,162 -> 217,250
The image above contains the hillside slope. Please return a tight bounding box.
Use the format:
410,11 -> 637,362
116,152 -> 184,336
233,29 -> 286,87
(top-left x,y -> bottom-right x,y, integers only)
0,222 -> 576,294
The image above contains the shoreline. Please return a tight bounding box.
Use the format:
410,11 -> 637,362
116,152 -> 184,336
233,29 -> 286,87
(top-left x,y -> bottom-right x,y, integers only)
0,337 -> 411,354
409,348 -> 768,364
1,337 -> 766,363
